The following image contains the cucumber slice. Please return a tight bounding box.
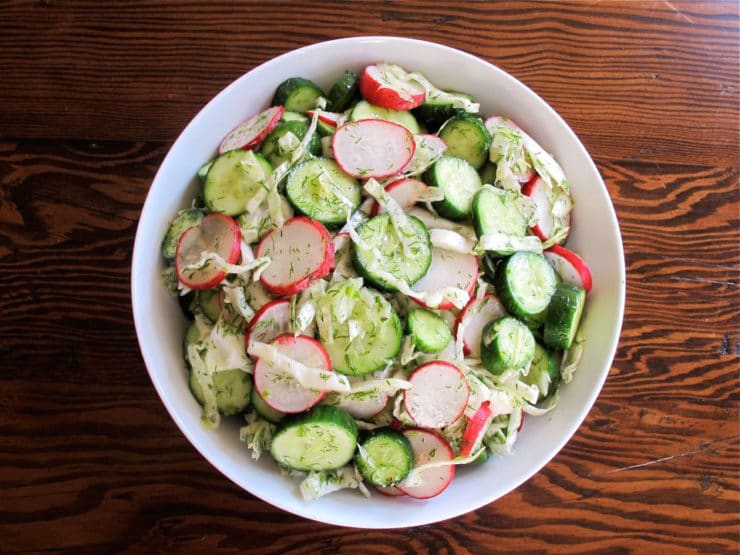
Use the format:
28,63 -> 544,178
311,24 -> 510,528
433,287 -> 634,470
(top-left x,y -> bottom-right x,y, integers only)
280,111 -> 308,123
495,251 -> 558,328
160,208 -> 203,261
250,386 -> 285,423
270,405 -> 358,471
349,99 -> 421,134
412,91 -> 476,131
423,155 -> 482,220
319,284 -> 403,376
543,282 -> 586,349
326,70 -> 360,112
182,320 -> 203,363
189,368 -> 252,416
478,161 -> 497,185
203,150 -> 272,216
197,160 -> 213,183
355,428 -> 413,487
480,316 -> 536,375
272,77 -> 325,112
259,120 -> 320,167
196,288 -> 221,323
285,157 -> 361,227
521,342 -> 560,401
438,113 -> 491,169
472,185 -> 529,253
407,308 -> 452,354
351,213 -> 432,292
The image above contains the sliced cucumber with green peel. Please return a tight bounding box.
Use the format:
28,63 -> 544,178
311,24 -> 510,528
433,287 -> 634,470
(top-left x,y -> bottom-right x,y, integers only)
189,368 -> 252,416
197,161 -> 213,183
319,284 -> 403,376
196,288 -> 221,323
521,342 -> 560,401
543,282 -> 586,349
250,386 -> 285,423
480,316 -> 536,375
349,99 -> 421,134
472,185 -> 529,253
285,157 -> 361,227
438,113 -> 491,169
272,77 -> 325,112
203,150 -> 272,216
407,307 -> 452,354
161,208 -> 203,260
326,70 -> 360,112
355,428 -> 413,487
259,120 -> 320,167
351,213 -> 432,292
423,155 -> 482,220
270,405 -> 358,471
412,91 -> 476,130
495,251 -> 558,328
280,111 -> 308,123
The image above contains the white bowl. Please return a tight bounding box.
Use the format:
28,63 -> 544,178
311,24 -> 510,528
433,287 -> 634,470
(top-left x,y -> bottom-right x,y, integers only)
132,36 -> 625,528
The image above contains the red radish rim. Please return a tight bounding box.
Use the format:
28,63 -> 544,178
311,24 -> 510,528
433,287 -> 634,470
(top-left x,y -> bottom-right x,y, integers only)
252,333 -> 332,413
245,298 -> 292,356
255,217 -> 334,296
454,294 -> 507,357
545,244 -> 593,293
403,360 -> 469,429
307,110 -> 341,126
411,253 -> 478,311
174,213 -> 241,290
359,64 -> 426,111
331,118 -> 416,179
459,401 -> 493,458
371,177 -> 429,216
218,105 -> 285,154
522,176 -> 570,242
397,428 -> 455,499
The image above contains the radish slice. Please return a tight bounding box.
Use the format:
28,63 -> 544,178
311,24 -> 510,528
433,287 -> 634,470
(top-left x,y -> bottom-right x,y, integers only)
218,105 -> 285,154
401,134 -> 447,176
245,298 -> 291,355
371,178 -> 430,216
255,217 -> 334,297
332,119 -> 416,179
376,484 -> 406,497
484,116 -> 535,183
522,176 -> 571,242
338,392 -> 389,420
253,334 -> 331,413
306,109 -> 342,126
175,213 -> 241,290
397,428 -> 455,499
411,248 -> 478,310
404,361 -> 469,429
454,294 -> 508,357
544,244 -> 592,293
359,64 -> 426,111
459,401 -> 493,458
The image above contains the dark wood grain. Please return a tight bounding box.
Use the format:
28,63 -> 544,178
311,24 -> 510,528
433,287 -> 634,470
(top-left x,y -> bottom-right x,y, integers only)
1,1 -> 738,554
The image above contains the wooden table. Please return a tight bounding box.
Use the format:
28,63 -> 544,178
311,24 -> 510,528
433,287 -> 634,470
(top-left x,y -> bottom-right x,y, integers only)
2,1 -> 738,553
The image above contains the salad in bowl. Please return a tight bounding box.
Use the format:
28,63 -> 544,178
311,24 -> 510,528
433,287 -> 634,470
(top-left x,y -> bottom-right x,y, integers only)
132,37 -> 624,528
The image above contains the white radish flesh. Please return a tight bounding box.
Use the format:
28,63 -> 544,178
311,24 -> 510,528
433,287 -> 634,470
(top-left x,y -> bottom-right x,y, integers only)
219,105 -> 285,154
332,119 -> 416,179
371,178 -> 429,216
455,294 -> 508,358
255,217 -> 334,296
544,244 -> 592,293
397,428 -> 455,499
404,361 -> 469,429
411,247 -> 478,310
245,299 -> 291,355
253,334 -> 331,413
522,176 -> 571,242
359,64 -> 426,111
175,213 -> 241,290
